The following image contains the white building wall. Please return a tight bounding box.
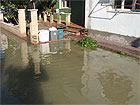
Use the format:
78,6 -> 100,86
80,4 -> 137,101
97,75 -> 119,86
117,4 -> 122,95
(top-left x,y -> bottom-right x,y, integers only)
85,0 -> 140,38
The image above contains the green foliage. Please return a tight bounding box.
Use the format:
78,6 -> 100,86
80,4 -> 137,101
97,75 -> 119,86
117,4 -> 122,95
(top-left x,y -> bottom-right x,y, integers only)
80,37 -> 98,49
120,51 -> 125,55
1,0 -> 57,24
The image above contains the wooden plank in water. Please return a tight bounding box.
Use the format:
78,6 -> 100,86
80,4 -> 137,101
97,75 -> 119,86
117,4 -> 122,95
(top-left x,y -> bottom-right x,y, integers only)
64,28 -> 80,35
68,23 -> 85,30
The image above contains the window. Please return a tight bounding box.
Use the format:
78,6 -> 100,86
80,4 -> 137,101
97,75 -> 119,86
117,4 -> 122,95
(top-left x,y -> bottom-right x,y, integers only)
124,0 -> 133,9
113,0 -> 134,9
114,0 -> 122,8
101,0 -> 140,11
99,0 -> 110,3
61,0 -> 71,8
136,0 -> 140,9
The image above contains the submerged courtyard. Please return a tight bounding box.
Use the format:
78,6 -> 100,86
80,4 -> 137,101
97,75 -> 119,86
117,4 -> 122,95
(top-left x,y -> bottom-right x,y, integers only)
1,0 -> 140,105
1,30 -> 140,104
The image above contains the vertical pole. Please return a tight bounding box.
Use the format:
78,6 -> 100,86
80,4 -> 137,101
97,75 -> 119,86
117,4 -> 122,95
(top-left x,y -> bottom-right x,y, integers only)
66,13 -> 71,26
44,13 -> 47,22
18,9 -> 26,37
57,13 -> 61,24
59,0 -> 62,9
30,9 -> 39,44
121,0 -> 125,10
0,11 -> 3,21
39,13 -> 41,20
50,13 -> 54,24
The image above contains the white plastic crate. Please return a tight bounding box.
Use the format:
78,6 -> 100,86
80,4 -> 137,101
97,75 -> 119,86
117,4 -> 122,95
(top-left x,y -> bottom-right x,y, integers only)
38,30 -> 49,42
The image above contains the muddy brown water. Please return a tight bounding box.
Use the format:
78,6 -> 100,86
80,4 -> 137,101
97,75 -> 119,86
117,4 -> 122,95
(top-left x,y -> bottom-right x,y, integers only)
0,31 -> 140,105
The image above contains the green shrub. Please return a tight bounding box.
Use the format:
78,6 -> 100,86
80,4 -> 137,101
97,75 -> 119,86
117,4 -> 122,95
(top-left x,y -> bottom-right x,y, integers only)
80,37 -> 98,49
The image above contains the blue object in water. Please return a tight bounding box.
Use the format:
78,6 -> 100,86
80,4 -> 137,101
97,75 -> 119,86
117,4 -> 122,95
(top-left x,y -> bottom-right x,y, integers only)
57,27 -> 64,39
56,9 -> 59,13
0,48 -> 3,59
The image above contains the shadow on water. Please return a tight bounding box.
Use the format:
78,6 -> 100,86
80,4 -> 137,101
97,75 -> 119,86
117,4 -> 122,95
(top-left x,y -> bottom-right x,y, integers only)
97,70 -> 133,104
1,64 -> 48,104
131,38 -> 140,48
1,43 -> 49,104
0,30 -> 49,104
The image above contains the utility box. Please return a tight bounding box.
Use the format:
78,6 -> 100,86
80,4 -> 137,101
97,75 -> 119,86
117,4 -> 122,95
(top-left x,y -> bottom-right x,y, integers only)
56,9 -> 59,13
49,27 -> 58,41
57,27 -> 64,39
38,30 -> 49,42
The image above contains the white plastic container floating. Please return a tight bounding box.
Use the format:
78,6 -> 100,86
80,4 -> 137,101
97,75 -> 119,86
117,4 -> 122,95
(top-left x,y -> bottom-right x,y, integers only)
40,43 -> 50,54
49,27 -> 58,41
38,30 -> 49,42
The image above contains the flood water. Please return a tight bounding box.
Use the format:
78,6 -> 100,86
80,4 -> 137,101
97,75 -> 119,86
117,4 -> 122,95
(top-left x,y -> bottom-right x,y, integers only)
1,29 -> 140,105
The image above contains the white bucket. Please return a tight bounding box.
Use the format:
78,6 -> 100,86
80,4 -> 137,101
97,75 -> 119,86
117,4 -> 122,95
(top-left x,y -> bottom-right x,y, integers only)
38,30 -> 49,42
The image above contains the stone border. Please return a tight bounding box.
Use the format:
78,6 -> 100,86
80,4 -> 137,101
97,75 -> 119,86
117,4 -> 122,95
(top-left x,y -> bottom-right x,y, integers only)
63,35 -> 140,58
0,21 -> 21,37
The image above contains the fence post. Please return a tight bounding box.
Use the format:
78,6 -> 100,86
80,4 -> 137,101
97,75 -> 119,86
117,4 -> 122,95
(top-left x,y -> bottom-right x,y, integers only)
29,9 -> 39,44
0,11 -> 3,21
50,13 -> 54,24
66,13 -> 71,26
57,13 -> 61,24
44,13 -> 47,22
39,13 -> 41,20
18,9 -> 26,37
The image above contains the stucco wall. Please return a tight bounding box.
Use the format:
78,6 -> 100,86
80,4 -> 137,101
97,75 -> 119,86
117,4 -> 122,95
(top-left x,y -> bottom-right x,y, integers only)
85,0 -> 140,38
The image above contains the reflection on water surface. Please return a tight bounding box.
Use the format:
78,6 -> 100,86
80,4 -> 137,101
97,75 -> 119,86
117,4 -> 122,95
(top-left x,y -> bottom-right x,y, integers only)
1,29 -> 140,105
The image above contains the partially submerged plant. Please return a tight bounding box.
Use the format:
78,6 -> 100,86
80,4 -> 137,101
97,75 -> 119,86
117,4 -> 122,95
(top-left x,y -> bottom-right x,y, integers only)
71,38 -> 74,41
120,51 -> 125,55
80,37 -> 98,49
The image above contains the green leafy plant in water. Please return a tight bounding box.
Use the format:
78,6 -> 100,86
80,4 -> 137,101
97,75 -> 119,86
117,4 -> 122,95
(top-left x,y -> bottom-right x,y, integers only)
120,51 -> 125,55
80,37 -> 98,49
71,38 -> 74,41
